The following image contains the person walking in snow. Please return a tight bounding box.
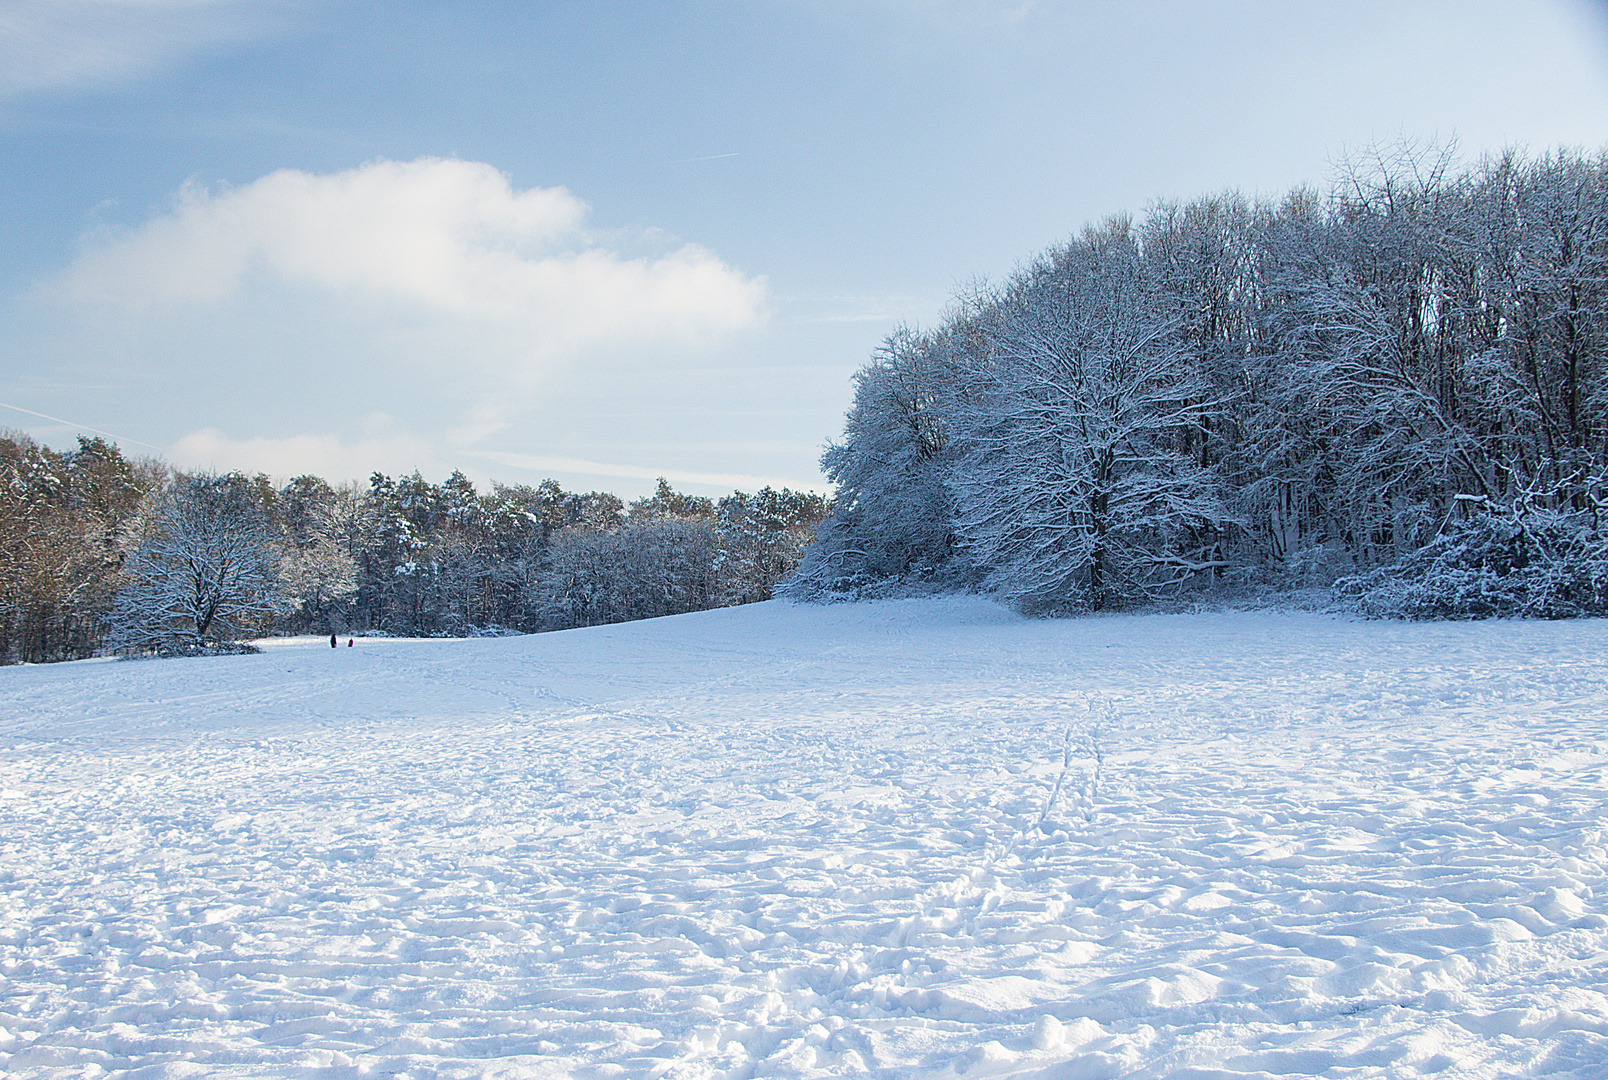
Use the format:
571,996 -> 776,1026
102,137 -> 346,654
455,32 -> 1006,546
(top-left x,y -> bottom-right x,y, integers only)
330,632 -> 337,648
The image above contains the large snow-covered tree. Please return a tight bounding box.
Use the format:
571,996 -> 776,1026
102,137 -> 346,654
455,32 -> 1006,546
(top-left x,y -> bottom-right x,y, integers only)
108,473 -> 285,650
946,222 -> 1233,610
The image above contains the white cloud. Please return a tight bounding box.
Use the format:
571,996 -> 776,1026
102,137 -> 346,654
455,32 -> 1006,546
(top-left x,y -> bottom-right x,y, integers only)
54,157 -> 767,376
169,421 -> 445,484
0,0 -> 281,99
466,450 -> 826,495
35,158 -> 777,492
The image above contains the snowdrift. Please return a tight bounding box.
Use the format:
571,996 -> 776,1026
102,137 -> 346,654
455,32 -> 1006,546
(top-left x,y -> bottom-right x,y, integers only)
1,597 -> 1605,1077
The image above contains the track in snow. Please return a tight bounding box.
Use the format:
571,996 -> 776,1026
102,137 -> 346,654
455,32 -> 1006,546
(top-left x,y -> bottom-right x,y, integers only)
1,598 -> 1606,1078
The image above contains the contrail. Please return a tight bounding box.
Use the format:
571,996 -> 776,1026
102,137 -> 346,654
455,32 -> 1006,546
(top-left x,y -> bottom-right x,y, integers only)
0,400 -> 166,452
669,152 -> 740,163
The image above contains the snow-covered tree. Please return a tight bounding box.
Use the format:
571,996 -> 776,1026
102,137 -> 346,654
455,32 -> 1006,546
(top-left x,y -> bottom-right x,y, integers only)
0,433 -> 150,662
527,517 -> 718,628
785,326 -> 970,598
277,538 -> 359,633
946,222 -> 1233,611
630,477 -> 715,524
715,487 -> 828,605
108,473 -> 286,651
1336,483 -> 1608,618
272,475 -> 361,633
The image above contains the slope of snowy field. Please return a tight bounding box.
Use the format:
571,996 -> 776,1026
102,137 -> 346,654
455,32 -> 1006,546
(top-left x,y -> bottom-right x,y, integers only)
1,597 -> 1606,1079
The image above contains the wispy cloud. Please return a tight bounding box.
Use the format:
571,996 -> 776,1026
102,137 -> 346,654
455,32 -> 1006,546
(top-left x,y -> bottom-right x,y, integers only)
0,0 -> 287,100
0,399 -> 165,451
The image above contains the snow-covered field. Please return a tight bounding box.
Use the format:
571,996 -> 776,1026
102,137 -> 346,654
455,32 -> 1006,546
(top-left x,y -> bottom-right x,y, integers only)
1,598 -> 1606,1079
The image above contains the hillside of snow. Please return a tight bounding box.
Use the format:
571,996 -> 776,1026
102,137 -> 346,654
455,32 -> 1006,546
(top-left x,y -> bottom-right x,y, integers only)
1,597 -> 1606,1078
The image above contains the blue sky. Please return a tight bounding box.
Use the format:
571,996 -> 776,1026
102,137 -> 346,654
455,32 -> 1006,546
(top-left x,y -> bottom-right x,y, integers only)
3,0 -> 1607,498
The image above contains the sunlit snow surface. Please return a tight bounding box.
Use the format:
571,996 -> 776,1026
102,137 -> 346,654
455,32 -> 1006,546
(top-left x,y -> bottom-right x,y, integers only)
2,597 -> 1607,1078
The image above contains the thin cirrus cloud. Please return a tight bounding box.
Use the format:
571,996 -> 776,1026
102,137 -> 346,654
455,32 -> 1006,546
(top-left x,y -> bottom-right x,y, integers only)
0,0 -> 282,99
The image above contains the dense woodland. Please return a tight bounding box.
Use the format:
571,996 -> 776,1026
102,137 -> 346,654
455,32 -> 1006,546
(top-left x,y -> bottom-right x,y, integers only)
787,146 -> 1608,617
0,435 -> 825,664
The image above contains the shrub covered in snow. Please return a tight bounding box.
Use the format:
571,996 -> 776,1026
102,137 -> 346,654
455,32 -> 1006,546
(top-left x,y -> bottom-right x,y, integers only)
1334,509 -> 1608,619
151,640 -> 261,658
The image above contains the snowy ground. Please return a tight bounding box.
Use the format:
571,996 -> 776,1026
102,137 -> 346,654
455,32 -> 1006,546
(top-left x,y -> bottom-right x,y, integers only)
1,598 -> 1606,1079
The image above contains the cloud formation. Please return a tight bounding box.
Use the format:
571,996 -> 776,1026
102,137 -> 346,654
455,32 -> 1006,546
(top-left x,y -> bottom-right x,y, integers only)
168,421 -> 445,485
32,157 -> 772,490
57,157 -> 767,362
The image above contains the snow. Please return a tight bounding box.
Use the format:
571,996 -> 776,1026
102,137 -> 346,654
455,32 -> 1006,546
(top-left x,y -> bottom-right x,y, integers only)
2,597 -> 1606,1078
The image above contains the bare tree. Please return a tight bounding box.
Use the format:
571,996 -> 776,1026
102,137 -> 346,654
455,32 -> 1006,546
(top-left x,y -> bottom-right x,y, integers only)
108,473 -> 286,652
947,223 -> 1233,611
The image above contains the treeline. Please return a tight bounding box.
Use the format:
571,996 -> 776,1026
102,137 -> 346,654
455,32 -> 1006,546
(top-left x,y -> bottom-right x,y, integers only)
0,436 -> 154,664
788,146 -> 1608,616
1,431 -> 826,664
